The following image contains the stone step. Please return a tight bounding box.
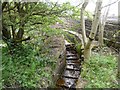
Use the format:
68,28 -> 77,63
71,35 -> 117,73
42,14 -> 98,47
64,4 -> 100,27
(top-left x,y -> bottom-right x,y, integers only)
67,63 -> 81,65
66,60 -> 81,64
66,56 -> 78,60
62,75 -> 78,79
65,67 -> 80,71
66,51 -> 77,54
66,54 -> 77,57
63,70 -> 80,78
66,64 -> 81,69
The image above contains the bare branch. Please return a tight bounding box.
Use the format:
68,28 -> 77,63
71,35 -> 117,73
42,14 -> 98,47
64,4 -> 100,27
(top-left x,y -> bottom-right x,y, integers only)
102,0 -> 119,9
13,36 -> 30,43
75,2 -> 83,7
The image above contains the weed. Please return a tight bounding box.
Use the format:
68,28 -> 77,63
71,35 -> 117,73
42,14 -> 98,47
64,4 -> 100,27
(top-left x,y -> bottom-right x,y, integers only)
81,53 -> 118,88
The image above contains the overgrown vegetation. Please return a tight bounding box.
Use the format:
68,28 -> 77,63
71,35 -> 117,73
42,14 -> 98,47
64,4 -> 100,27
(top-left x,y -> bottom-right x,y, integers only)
1,0 -> 119,89
2,1 -> 77,50
2,25 -> 65,88
81,52 -> 118,88
2,42 -> 56,88
2,1 -> 70,88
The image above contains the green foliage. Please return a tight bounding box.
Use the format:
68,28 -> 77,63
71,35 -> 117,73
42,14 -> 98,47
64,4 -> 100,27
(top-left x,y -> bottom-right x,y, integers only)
81,53 -> 118,88
2,44 -> 55,88
2,1 -> 117,88
113,30 -> 120,38
42,26 -> 64,36
75,43 -> 82,55
63,32 -> 82,56
64,32 -> 77,44
2,2 -> 70,49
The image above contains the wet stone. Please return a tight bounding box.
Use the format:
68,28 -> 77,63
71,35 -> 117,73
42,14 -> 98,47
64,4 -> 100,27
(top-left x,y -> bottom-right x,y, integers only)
66,60 -> 81,64
63,70 -> 80,78
66,54 -> 77,57
56,43 -> 83,89
66,51 -> 77,54
63,77 -> 76,88
66,56 -> 78,60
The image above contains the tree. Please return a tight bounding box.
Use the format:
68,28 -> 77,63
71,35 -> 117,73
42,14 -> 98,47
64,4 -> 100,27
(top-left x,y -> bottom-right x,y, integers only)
80,0 -> 89,47
2,2 -> 39,49
81,0 -> 119,59
98,3 -> 110,47
98,0 -> 119,47
2,1 -> 69,50
83,0 -> 102,59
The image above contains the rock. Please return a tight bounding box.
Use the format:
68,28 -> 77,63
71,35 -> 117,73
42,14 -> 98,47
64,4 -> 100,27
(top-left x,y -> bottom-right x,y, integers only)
45,35 -> 66,86
76,76 -> 87,88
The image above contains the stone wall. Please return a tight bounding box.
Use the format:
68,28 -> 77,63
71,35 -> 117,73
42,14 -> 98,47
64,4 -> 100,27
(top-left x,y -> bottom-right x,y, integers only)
44,35 -> 66,86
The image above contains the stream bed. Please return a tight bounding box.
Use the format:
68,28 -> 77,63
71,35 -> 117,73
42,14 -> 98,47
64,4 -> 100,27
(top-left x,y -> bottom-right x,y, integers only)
56,44 -> 83,89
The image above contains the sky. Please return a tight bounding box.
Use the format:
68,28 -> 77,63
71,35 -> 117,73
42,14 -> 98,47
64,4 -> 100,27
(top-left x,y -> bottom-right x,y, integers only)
49,0 -> 119,16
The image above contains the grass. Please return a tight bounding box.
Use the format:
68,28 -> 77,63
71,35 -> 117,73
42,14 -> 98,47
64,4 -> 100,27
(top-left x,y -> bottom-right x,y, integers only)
2,43 -> 56,88
81,52 -> 118,88
2,26 -> 65,88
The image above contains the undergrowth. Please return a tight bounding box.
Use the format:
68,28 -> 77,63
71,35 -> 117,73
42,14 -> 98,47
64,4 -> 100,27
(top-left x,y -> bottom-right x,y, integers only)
2,43 -> 55,88
81,52 -> 118,88
2,26 -> 64,88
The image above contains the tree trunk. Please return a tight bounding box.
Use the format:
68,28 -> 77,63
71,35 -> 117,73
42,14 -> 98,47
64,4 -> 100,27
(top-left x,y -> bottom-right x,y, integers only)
80,0 -> 88,47
16,27 -> 24,41
84,0 -> 102,60
98,1 -> 110,47
11,25 -> 16,39
84,39 -> 92,59
16,3 -> 25,43
98,20 -> 104,47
